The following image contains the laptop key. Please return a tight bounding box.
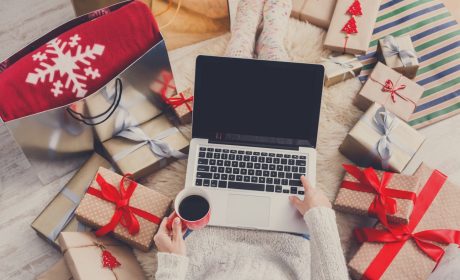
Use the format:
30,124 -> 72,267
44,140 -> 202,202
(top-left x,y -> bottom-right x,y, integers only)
261,152 -> 268,156
244,155 -> 250,161
236,175 -> 243,181
224,160 -> 231,166
267,178 -> 273,184
210,159 -> 216,165
266,157 -> 273,163
269,153 -> 275,157
299,167 -> 306,173
215,148 -> 222,153
196,179 -> 203,186
296,160 -> 306,166
258,177 -> 265,183
217,160 -> 223,166
199,147 -> 206,151
253,152 -> 260,156
284,154 -> 291,158
238,150 -> 245,154
249,170 -> 255,175
239,162 -> 246,168
229,175 -> 235,181
258,157 -> 265,163
233,168 -> 240,174
232,161 -> 238,167
251,177 -> 258,183
288,159 -> 295,165
218,181 -> 227,188
289,180 -> 301,186
214,153 -> 220,159
275,186 -> 282,193
292,155 -> 298,159
206,152 -> 213,158
244,176 -> 250,182
241,169 -> 248,175
274,158 -> 280,164
278,172 -> 285,178
225,167 -> 232,173
199,152 -> 206,158
203,179 -> 210,186
211,180 -> 218,187
221,174 -> 228,180
263,171 -> 270,177
286,173 -> 293,179
236,155 -> 243,161
290,187 -> 297,194
284,166 -> 291,172
223,149 -> 229,153
262,164 -> 268,170
245,151 -> 252,155
228,181 -> 265,192
274,178 -> 280,185
254,163 -> 261,169
198,158 -> 208,165
282,179 -> 289,185
197,165 -> 209,172
251,156 -> 257,162
276,154 -> 283,157
256,170 -> 262,176
300,155 -> 306,159
211,166 -> 217,172
221,154 -> 228,159
292,166 -> 299,173
230,150 -> 237,154
283,189 -> 290,193
247,163 -> 254,169
270,171 -> 277,177
269,164 -> 276,170
213,173 -> 220,180
281,159 -> 287,164
218,167 -> 224,173
197,172 -> 212,179
207,148 -> 214,152
298,191 -> 304,195
266,185 -> 275,192
293,173 -> 302,179
229,154 -> 236,160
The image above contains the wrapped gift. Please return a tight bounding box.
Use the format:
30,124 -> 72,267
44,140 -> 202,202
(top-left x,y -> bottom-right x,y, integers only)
150,70 -> 176,101
58,232 -> 146,280
291,0 -> 337,29
354,62 -> 425,122
32,153 -> 111,248
37,259 -> 73,280
321,54 -> 362,87
334,164 -> 419,225
102,114 -> 189,179
324,0 -> 381,55
75,167 -> 172,251
339,103 -> 425,173
85,78 -> 162,142
378,35 -> 419,79
348,164 -> 460,280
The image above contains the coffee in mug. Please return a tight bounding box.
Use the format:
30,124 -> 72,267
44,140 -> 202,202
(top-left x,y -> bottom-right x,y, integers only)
167,188 -> 211,231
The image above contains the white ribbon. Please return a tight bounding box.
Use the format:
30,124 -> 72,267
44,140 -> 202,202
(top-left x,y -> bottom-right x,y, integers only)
372,106 -> 398,169
321,56 -> 358,82
382,35 -> 417,67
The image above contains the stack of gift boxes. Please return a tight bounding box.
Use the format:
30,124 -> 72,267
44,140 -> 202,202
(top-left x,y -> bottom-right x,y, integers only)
32,68 -> 194,279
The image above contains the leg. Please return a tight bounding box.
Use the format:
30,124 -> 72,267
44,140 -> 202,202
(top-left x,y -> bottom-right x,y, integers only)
256,0 -> 292,61
224,0 -> 266,58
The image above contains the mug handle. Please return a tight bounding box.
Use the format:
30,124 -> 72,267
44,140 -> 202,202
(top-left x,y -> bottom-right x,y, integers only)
166,211 -> 188,232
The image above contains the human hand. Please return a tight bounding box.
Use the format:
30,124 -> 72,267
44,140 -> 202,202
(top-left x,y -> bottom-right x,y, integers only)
289,176 -> 332,216
153,217 -> 186,256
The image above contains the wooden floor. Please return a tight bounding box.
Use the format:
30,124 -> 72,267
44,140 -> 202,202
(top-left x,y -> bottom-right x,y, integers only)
0,1 -> 459,279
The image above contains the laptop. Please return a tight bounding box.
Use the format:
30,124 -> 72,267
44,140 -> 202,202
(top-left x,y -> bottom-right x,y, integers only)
184,56 -> 324,234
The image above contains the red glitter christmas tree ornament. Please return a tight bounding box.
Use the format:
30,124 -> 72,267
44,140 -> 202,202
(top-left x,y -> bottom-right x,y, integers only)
347,0 -> 363,16
342,17 -> 358,35
102,249 -> 121,270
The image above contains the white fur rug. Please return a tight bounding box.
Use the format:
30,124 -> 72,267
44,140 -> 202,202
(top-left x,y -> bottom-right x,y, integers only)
135,18 -> 370,278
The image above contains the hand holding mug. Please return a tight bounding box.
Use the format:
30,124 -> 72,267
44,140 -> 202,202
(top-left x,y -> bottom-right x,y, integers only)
166,188 -> 211,231
154,218 -> 186,256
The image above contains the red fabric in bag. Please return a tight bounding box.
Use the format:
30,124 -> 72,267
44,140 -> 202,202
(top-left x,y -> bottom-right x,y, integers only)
0,1 -> 161,121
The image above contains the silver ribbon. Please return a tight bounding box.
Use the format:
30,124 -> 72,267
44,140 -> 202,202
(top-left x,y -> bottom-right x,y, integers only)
382,35 -> 416,67
321,56 -> 358,81
113,126 -> 187,162
372,106 -> 398,169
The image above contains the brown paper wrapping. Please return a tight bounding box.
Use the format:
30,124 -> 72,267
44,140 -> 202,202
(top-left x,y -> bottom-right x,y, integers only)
354,62 -> 425,122
150,70 -> 176,101
291,0 -> 337,29
173,87 -> 194,124
348,163 -> 460,280
102,114 -> 189,179
378,35 -> 420,79
58,232 -> 146,280
339,103 -> 425,173
85,79 -> 161,142
75,167 -> 172,251
321,54 -> 363,87
324,0 -> 381,54
334,167 -> 420,224
36,259 -> 73,280
32,153 -> 111,248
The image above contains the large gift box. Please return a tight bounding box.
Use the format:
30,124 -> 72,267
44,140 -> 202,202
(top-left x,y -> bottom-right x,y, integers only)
334,164 -> 419,225
58,232 -> 146,280
291,0 -> 337,29
339,103 -> 425,173
32,153 -> 111,248
85,78 -> 162,142
348,164 -> 460,280
321,54 -> 362,87
75,167 -> 172,251
354,62 -> 425,122
378,35 -> 419,79
37,259 -> 73,280
102,114 -> 189,179
324,0 -> 381,55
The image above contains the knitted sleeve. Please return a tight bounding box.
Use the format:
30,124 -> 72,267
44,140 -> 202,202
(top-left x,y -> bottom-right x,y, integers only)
155,252 -> 189,280
304,207 -> 349,280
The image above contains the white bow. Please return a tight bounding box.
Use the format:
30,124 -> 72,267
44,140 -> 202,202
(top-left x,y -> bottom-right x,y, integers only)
382,35 -> 417,67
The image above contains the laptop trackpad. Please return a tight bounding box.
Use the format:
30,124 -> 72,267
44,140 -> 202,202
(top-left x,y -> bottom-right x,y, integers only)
226,194 -> 270,228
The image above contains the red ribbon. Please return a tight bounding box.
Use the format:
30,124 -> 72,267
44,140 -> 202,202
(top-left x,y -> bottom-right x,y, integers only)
341,164 -> 416,225
382,79 -> 407,103
158,72 -> 193,112
86,174 -> 161,237
354,169 -> 460,279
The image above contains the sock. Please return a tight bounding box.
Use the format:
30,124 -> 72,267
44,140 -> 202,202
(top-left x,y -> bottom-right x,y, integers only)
256,0 -> 292,61
224,0 -> 266,58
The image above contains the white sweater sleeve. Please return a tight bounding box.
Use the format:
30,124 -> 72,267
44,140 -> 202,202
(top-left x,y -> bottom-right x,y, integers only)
303,207 -> 349,280
155,252 -> 189,280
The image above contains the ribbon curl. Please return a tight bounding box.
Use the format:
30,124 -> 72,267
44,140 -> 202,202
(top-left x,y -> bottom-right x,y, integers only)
382,35 -> 417,67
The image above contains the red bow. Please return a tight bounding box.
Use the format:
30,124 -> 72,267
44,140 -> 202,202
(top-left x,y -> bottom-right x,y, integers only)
341,164 -> 416,225
86,174 -> 161,237
158,72 -> 193,112
382,79 -> 407,103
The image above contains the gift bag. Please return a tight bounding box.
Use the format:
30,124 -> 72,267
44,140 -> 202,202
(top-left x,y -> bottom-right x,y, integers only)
0,1 -> 173,184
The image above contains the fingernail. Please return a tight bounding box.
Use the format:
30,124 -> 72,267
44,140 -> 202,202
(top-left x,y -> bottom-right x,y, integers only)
174,217 -> 180,224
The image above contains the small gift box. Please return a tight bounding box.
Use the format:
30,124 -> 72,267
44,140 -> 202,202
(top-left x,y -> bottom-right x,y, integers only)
339,103 -> 425,173
324,0 -> 381,54
58,232 -> 147,280
32,153 -> 111,248
354,62 -> 425,122
75,167 -> 172,251
378,35 -> 419,79
348,163 -> 460,280
334,164 -> 419,225
102,114 -> 189,179
291,0 -> 337,29
85,78 -> 162,142
150,70 -> 176,101
37,259 -> 72,280
321,54 -> 363,87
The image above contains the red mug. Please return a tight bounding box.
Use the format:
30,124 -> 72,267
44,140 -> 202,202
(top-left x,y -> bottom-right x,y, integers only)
166,188 -> 211,231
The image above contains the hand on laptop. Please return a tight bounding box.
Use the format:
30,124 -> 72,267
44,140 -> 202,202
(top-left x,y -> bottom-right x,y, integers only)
289,176 -> 332,216
154,218 -> 186,256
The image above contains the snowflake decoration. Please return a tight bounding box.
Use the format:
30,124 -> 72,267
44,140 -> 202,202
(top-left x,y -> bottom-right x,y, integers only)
26,33 -> 105,98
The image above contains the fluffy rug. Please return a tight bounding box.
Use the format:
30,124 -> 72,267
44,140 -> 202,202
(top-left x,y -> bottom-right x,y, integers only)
135,18 -> 372,278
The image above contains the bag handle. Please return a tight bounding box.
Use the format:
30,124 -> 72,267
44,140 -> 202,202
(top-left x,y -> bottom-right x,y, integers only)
66,78 -> 123,126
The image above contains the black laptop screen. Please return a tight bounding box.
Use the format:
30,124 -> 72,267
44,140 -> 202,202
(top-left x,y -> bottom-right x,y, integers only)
192,56 -> 324,148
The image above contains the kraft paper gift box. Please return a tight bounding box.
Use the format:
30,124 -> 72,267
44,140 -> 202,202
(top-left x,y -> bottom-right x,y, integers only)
321,54 -> 363,87
150,70 -> 176,101
31,153 -> 111,248
354,62 -> 425,122
324,0 -> 381,55
102,114 -> 189,179
36,259 -> 73,280
75,167 -> 172,251
378,35 -> 420,79
58,232 -> 146,280
339,103 -> 425,173
291,0 -> 337,29
348,164 -> 460,280
85,78 -> 162,142
334,165 -> 420,225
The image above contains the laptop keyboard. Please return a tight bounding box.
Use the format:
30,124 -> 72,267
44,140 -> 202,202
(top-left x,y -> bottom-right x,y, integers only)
194,146 -> 307,195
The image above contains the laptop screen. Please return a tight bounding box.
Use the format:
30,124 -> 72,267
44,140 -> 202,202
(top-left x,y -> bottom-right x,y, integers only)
192,56 -> 324,148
